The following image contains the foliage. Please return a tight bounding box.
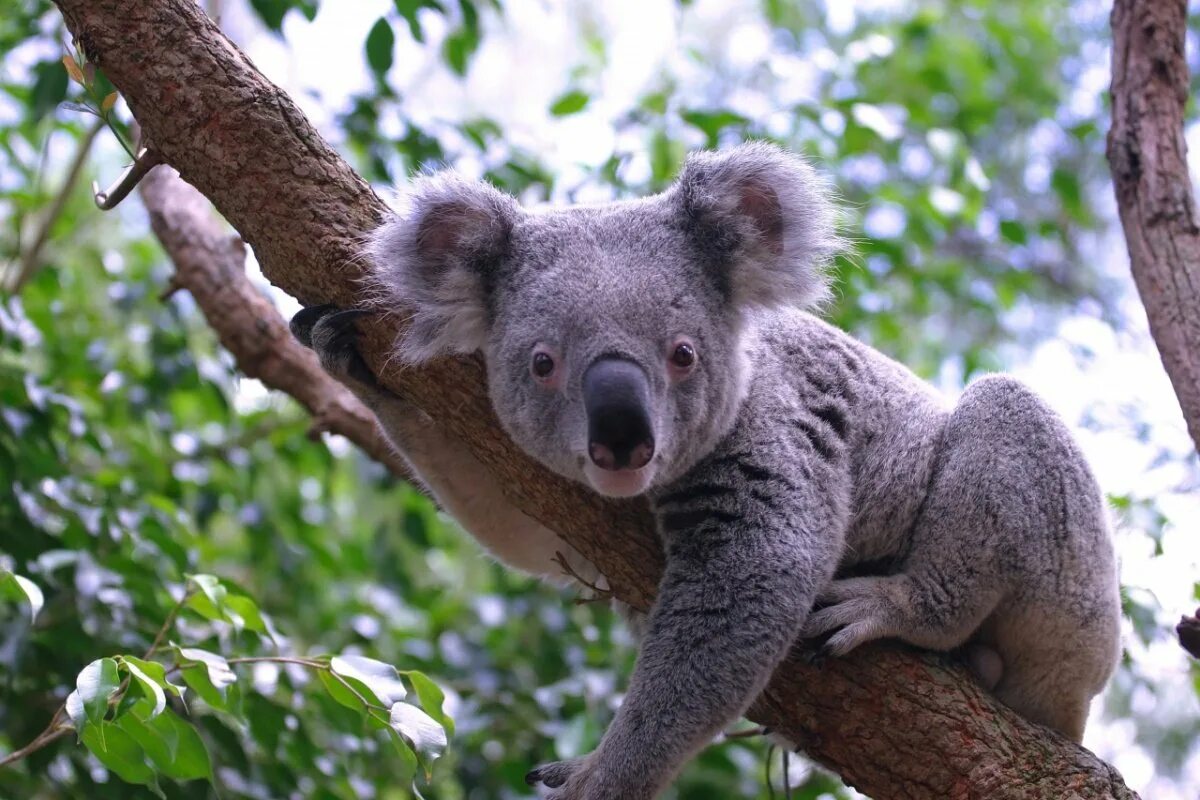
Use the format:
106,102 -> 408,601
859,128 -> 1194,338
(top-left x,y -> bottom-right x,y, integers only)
0,0 -> 1197,798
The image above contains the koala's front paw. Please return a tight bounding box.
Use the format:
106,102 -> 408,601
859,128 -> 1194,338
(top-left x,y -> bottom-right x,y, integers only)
526,757 -> 587,792
290,304 -> 378,389
526,754 -> 644,800
800,576 -> 901,656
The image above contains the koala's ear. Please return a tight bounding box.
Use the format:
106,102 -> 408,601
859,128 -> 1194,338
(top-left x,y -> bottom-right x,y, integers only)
366,172 -> 520,362
673,142 -> 840,311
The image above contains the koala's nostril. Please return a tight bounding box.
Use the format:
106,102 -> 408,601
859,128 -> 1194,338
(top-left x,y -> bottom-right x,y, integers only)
583,357 -> 656,472
627,440 -> 654,470
589,442 -> 616,471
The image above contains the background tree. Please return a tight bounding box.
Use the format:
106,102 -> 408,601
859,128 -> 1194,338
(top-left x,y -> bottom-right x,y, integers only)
1,0 -> 1198,798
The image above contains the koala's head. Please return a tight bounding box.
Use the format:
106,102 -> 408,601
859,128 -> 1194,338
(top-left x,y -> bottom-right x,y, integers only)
368,142 -> 838,498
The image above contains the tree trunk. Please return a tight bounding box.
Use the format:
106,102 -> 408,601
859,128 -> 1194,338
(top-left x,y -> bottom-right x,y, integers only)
1107,0 -> 1200,454
51,2 -> 1138,797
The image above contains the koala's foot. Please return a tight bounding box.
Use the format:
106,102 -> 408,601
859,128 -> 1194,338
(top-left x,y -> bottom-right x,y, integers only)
802,576 -> 915,656
290,304 -> 380,391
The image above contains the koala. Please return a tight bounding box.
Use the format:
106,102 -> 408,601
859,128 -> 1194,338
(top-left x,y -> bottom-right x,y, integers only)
290,142 -> 1121,800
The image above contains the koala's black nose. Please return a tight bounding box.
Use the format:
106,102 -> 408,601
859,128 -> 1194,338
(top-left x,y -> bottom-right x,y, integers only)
582,357 -> 655,471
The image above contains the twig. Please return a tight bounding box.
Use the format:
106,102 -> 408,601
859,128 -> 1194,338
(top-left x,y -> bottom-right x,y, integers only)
552,551 -> 614,604
7,119 -> 106,293
93,145 -> 163,210
0,719 -> 72,769
144,588 -> 193,659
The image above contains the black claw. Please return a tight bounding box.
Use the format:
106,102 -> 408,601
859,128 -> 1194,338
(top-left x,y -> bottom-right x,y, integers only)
289,303 -> 338,346
795,638 -> 829,668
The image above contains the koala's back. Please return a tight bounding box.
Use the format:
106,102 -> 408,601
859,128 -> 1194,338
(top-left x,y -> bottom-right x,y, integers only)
741,308 -> 952,564
723,308 -> 1120,737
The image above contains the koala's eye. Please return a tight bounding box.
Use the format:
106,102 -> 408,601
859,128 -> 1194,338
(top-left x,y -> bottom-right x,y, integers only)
669,339 -> 697,374
531,349 -> 556,381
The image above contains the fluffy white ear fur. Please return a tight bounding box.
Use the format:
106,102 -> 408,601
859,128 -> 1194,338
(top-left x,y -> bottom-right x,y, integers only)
365,172 -> 519,363
674,142 -> 842,311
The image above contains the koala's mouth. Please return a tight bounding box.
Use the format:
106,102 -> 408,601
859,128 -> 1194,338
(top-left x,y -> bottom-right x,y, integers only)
583,462 -> 657,498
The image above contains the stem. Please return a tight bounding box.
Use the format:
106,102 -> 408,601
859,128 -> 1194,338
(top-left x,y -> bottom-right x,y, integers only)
224,657 -> 392,718
8,119 -> 105,293
0,712 -> 71,769
144,588 -> 193,659
1,587 -> 193,770
225,656 -> 326,668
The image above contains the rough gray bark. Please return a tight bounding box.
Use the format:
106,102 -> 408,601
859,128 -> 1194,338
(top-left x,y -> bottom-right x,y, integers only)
52,1 -> 1138,797
1107,0 -> 1200,454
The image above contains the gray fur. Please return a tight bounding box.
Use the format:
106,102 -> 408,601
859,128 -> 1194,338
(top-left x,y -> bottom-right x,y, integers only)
295,142 -> 1121,800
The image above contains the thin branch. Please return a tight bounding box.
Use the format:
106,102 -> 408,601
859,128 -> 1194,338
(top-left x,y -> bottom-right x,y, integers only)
7,119 -> 105,293
553,550 -> 614,605
93,145 -> 163,210
136,165 -> 416,483
144,588 -> 193,659
0,721 -> 72,769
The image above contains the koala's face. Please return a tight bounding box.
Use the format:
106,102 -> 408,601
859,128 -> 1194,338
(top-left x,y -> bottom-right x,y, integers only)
368,143 -> 838,497
482,205 -> 750,495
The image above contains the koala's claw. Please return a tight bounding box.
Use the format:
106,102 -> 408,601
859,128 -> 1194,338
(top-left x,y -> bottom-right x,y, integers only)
289,303 -> 336,347
800,577 -> 899,657
289,304 -> 378,387
526,757 -> 586,789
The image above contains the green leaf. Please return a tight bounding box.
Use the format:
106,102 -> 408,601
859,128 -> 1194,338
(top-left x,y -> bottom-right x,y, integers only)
31,59 -> 70,121
318,669 -> 389,729
0,570 -> 43,622
550,90 -> 590,116
998,219 -> 1027,245
121,660 -> 166,718
223,594 -> 268,634
680,109 -> 749,146
402,670 -> 453,736
247,0 -> 312,32
185,574 -> 226,621
394,0 -> 441,41
80,721 -> 155,786
442,26 -> 479,76
330,654 -> 407,704
177,647 -> 236,706
119,709 -> 212,782
387,728 -> 419,784
389,702 -> 448,778
119,657 -> 183,719
76,658 -> 121,726
319,668 -> 371,712
366,17 -> 396,79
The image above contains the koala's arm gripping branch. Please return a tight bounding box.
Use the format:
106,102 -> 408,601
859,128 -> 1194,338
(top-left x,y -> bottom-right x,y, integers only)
51,1 -> 1137,797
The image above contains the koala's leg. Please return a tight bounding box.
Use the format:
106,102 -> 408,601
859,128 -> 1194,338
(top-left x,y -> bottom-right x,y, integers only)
289,305 -> 592,582
804,376 -> 1120,741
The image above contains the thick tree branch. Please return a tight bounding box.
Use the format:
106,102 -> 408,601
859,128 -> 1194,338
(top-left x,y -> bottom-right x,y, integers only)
138,164 -> 412,481
53,2 -> 1136,797
1107,0 -> 1200,453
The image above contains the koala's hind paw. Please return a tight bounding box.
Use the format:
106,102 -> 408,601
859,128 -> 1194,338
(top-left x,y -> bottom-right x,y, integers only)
290,304 -> 378,388
801,576 -> 899,657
